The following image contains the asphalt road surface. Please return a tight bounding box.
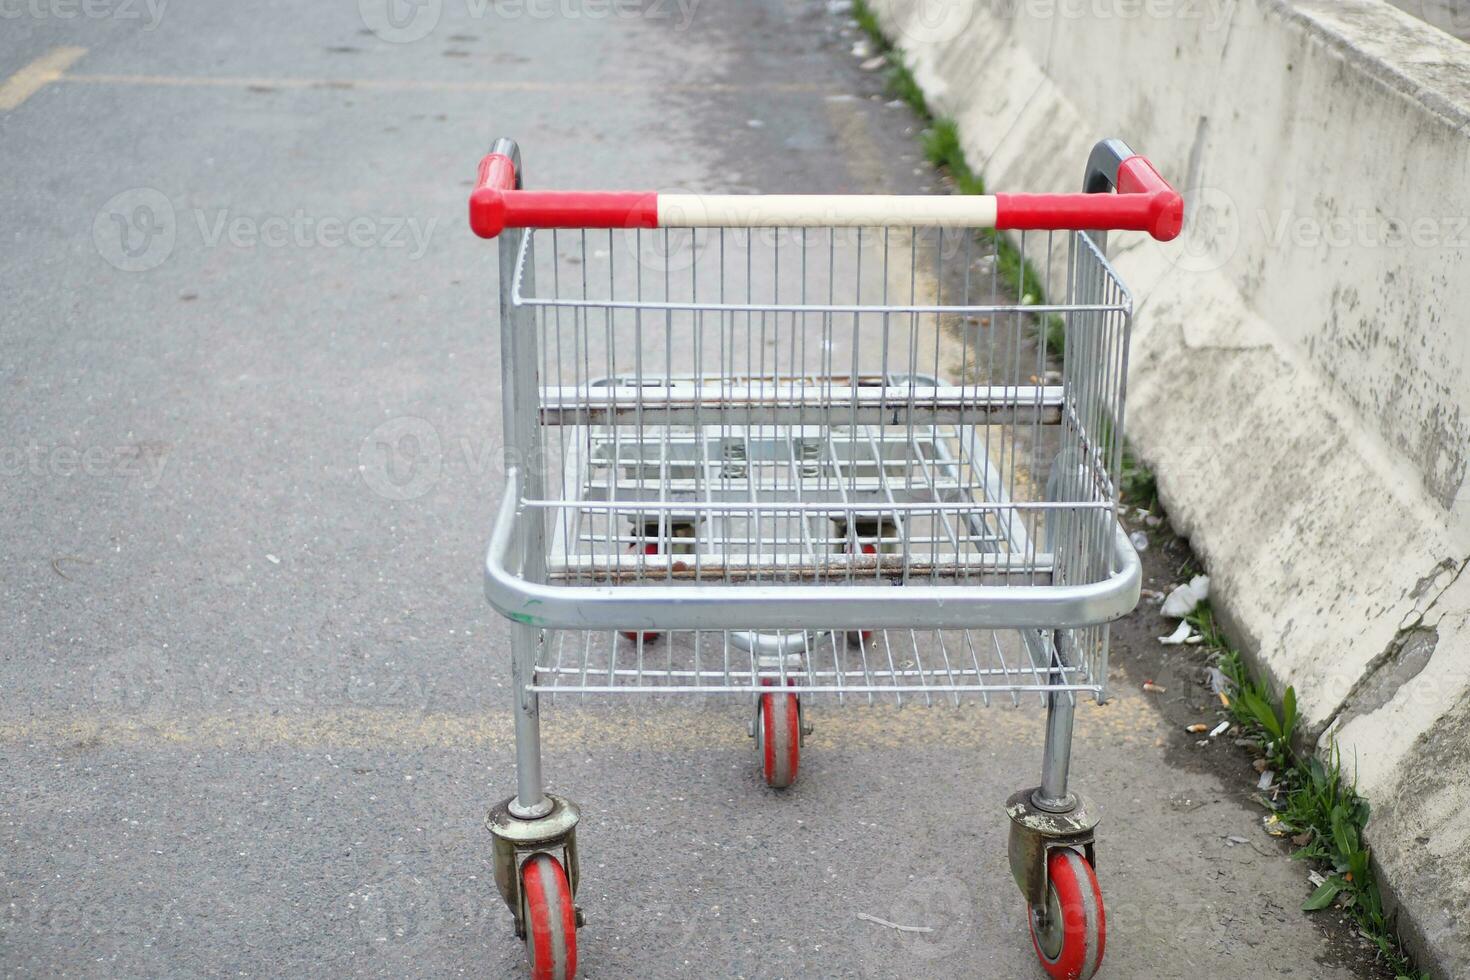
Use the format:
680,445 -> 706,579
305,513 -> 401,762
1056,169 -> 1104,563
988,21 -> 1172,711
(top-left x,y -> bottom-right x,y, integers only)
1,1 -> 1385,977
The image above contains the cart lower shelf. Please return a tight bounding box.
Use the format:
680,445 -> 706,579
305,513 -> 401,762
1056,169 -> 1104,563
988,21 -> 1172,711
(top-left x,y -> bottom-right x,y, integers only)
534,625 -> 1101,703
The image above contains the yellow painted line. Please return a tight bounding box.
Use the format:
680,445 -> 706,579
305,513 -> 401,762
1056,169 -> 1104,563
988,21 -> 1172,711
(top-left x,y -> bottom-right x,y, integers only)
60,73 -> 835,96
0,696 -> 1159,752
0,46 -> 86,111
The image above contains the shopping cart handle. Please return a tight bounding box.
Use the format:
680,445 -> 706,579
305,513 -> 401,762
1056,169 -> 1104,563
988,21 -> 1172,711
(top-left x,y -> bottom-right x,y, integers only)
469,136 -> 1182,242
994,137 -> 1181,241
1084,137 -> 1183,239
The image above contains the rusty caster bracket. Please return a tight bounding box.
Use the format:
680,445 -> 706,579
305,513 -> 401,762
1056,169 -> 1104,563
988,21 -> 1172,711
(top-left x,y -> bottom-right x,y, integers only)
748,694 -> 814,742
1005,788 -> 1100,916
748,653 -> 814,743
486,793 -> 585,939
748,693 -> 815,743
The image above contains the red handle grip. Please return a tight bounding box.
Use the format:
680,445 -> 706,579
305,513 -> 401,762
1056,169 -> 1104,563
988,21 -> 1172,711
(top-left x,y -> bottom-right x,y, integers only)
476,152 -> 518,195
469,152 -> 518,239
994,155 -> 1182,242
1115,154 -> 1183,241
470,151 -> 658,240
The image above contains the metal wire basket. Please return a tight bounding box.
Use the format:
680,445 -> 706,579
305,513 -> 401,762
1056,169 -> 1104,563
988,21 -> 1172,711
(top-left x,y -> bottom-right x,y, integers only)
484,221 -> 1138,703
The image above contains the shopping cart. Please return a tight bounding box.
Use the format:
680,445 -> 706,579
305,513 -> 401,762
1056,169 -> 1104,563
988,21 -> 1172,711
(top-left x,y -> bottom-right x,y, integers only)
469,136 -> 1181,980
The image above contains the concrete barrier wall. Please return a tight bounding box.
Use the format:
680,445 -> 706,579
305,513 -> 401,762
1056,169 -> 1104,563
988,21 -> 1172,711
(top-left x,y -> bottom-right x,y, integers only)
1389,0 -> 1470,40
866,0 -> 1470,973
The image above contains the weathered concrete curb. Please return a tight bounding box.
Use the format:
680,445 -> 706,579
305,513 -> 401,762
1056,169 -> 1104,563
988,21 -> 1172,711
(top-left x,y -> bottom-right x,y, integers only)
864,0 -> 1470,974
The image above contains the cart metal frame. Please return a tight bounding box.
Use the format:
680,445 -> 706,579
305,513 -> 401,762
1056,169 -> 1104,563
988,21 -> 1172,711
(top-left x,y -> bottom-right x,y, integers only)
469,136 -> 1181,978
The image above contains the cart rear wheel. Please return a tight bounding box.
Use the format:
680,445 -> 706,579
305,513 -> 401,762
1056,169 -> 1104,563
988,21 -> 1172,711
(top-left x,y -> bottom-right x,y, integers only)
757,688 -> 800,788
620,541 -> 660,644
1028,847 -> 1105,980
522,853 -> 577,980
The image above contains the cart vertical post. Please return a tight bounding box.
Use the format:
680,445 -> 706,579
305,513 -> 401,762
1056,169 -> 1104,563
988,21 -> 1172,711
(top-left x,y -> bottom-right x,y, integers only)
493,142 -> 552,818
1037,681 -> 1077,810
483,141 -> 585,960
500,231 -> 549,818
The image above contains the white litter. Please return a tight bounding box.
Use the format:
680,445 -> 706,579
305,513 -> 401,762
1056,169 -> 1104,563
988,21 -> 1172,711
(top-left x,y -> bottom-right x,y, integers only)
860,55 -> 888,71
1161,574 -> 1210,618
1257,770 -> 1275,791
1209,720 -> 1230,738
1158,621 -> 1194,646
851,39 -> 873,59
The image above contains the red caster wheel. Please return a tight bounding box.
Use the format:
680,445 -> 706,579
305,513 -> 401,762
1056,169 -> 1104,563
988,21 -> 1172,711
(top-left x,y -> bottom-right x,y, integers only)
521,853 -> 578,980
843,541 -> 877,644
756,685 -> 801,789
1028,847 -> 1105,980
620,541 -> 660,644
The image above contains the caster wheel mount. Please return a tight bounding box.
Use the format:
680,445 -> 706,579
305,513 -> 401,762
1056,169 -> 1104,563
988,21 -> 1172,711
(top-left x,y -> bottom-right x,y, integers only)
486,795 -> 583,979
837,519 -> 889,645
844,541 -> 877,645
1006,788 -> 1105,980
620,523 -> 694,644
620,541 -> 661,644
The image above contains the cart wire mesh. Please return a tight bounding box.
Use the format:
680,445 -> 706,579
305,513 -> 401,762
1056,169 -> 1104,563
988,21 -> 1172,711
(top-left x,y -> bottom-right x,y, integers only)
498,223 -> 1133,703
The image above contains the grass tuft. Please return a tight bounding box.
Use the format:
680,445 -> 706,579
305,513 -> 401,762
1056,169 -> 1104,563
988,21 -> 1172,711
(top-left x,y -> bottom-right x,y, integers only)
851,0 -> 884,45
850,0 -> 1066,356
1189,604 -> 1427,980
1120,448 -> 1159,511
921,120 -> 983,195
885,59 -> 929,118
1123,447 -> 1421,975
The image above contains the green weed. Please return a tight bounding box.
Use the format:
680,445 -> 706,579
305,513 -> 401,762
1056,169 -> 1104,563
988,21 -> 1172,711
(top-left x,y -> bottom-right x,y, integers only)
1120,447 -> 1158,510
1191,604 -> 1426,980
850,0 -> 1066,357
851,0 -> 884,47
